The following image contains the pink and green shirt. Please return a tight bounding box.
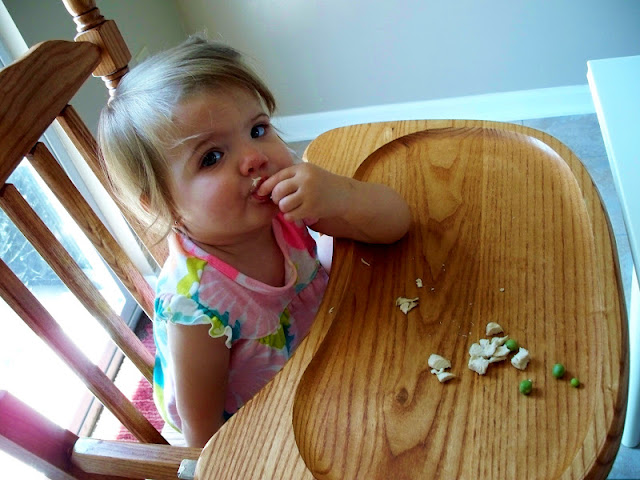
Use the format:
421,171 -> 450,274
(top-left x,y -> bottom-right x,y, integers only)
152,214 -> 329,431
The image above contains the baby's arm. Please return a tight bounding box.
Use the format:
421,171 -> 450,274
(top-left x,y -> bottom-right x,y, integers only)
258,163 -> 411,244
167,322 -> 230,447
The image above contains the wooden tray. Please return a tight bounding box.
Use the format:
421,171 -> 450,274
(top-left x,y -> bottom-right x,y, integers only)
195,121 -> 627,480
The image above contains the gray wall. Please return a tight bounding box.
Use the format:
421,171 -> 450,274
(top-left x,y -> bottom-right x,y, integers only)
4,0 -> 187,133
175,0 -> 640,117
6,1 -> 639,122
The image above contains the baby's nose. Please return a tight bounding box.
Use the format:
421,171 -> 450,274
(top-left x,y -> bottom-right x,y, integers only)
240,147 -> 268,175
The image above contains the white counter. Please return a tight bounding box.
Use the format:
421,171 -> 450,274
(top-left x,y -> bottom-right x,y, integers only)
587,54 -> 640,448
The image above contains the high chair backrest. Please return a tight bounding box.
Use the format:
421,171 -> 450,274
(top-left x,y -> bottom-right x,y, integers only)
0,1 -> 198,478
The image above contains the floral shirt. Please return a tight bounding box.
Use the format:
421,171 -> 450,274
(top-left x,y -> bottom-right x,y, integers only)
152,213 -> 329,431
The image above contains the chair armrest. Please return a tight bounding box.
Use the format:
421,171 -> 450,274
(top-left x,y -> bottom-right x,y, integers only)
72,438 -> 201,480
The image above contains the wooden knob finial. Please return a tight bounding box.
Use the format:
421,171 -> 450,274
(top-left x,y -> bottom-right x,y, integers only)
61,0 -> 131,94
61,0 -> 103,33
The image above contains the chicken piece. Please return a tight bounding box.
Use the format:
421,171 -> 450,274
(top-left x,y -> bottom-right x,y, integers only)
436,371 -> 456,383
511,347 -> 530,370
468,356 -> 490,375
428,354 -> 451,370
395,296 -> 419,314
485,322 -> 504,336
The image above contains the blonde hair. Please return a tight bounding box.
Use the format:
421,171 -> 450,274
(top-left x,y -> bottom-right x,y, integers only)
97,36 -> 276,239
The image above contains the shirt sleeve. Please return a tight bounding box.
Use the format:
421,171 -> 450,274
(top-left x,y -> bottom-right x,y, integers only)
155,292 -> 234,348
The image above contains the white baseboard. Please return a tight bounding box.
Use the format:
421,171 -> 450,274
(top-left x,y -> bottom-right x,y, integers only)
273,85 -> 595,143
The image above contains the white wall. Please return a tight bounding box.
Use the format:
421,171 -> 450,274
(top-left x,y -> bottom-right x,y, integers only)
3,0 -> 187,133
4,1 -> 638,139
174,0 -> 640,118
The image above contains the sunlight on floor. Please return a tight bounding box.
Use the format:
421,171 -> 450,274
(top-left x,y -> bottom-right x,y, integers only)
0,287 -> 120,478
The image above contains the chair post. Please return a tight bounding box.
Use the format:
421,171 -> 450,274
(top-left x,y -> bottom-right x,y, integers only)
61,0 -> 131,95
0,390 -> 82,480
0,391 -> 149,480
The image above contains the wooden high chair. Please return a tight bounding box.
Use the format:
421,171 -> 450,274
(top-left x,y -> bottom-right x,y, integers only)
0,1 -> 198,478
195,121 -> 629,479
0,2 -> 628,480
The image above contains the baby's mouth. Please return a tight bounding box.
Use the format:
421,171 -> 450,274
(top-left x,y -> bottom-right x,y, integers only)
250,176 -> 270,202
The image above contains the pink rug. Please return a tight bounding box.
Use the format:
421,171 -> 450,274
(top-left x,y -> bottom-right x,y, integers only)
116,318 -> 165,441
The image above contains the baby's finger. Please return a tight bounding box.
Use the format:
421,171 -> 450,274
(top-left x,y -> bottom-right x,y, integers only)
276,190 -> 304,215
257,167 -> 296,196
282,206 -> 308,223
270,177 -> 301,204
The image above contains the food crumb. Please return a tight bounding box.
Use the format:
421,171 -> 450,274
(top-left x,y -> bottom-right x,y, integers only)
436,371 -> 455,383
428,354 -> 455,383
416,278 -> 423,288
468,322 -> 523,375
395,296 -> 419,314
361,258 -> 371,266
511,348 -> 530,370
468,356 -> 490,375
485,322 -> 504,336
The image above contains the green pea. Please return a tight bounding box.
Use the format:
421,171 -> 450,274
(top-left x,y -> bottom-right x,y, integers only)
570,377 -> 580,388
552,363 -> 566,378
505,339 -> 518,351
519,379 -> 533,395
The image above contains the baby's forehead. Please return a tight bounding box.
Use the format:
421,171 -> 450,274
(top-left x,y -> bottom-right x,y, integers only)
165,89 -> 267,148
177,87 -> 265,123
181,84 -> 264,108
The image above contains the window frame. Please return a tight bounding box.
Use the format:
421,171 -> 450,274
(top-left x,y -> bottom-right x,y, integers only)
0,9 -> 157,436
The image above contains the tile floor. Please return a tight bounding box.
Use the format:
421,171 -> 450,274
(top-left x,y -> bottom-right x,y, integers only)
521,115 -> 638,480
290,113 -> 639,479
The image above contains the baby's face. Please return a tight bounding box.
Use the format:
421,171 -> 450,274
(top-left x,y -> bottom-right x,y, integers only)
164,86 -> 294,250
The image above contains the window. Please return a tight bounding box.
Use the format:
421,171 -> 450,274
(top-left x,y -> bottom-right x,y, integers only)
0,159 -> 144,477
0,21 -> 155,478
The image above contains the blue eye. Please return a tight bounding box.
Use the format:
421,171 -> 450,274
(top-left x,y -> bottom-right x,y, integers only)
201,150 -> 222,168
251,125 -> 267,138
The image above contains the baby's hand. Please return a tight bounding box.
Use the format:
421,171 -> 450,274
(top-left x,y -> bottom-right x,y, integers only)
257,163 -> 351,223
258,161 -> 411,243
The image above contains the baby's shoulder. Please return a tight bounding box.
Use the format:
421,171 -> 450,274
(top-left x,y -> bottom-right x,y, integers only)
157,252 -> 208,295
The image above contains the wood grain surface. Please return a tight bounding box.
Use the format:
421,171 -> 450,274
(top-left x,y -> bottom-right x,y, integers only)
28,142 -> 157,322
195,120 -> 627,480
61,0 -> 132,93
0,40 -> 100,184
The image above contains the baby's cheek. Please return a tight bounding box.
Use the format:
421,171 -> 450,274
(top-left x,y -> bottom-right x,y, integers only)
284,144 -> 301,164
